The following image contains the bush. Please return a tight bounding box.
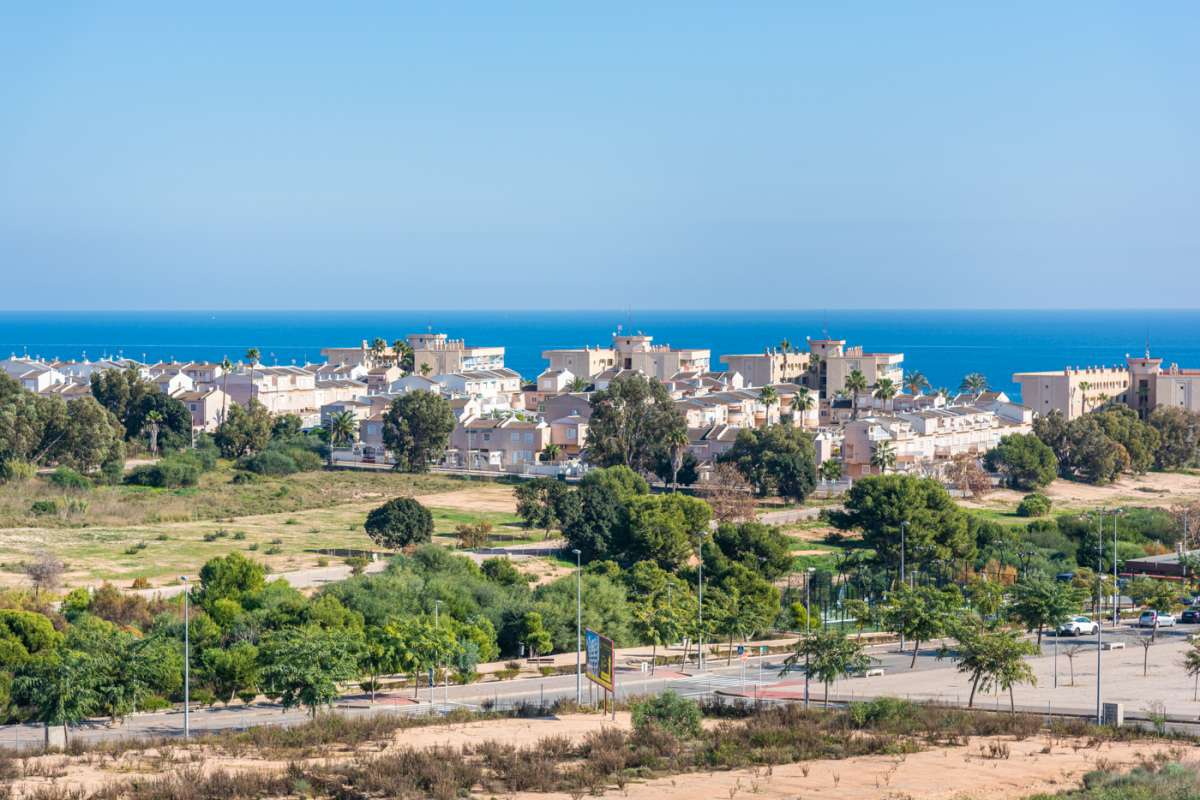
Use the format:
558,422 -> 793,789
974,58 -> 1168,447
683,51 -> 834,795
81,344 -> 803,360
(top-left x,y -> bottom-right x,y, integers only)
30,499 -> 58,516
48,466 -> 92,490
345,556 -> 369,575
238,449 -> 301,476
231,471 -> 261,484
0,458 -> 36,484
630,690 -> 702,738
1016,493 -> 1052,517
126,451 -> 207,488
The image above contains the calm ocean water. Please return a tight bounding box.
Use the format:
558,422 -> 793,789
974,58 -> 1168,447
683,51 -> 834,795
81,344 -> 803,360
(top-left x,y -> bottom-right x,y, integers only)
2,310 -> 1198,401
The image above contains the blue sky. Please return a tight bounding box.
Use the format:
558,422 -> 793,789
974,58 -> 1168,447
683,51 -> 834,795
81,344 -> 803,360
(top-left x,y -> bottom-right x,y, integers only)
2,3 -> 1197,310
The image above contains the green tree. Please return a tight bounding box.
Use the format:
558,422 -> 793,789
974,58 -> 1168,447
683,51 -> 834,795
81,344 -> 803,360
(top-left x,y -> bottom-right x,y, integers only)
984,434 -> 1058,490
870,440 -> 896,473
514,477 -> 570,533
327,410 -> 358,448
364,497 -> 434,550
579,465 -> 650,501
54,398 -> 125,474
951,622 -> 1038,709
706,521 -> 793,581
259,626 -> 363,716
719,424 -> 817,501
587,374 -> 686,472
783,627 -> 870,703
873,377 -> 898,410
758,385 -> 779,425
624,493 -> 712,569
1094,405 -> 1160,475
1149,407 -> 1200,470
12,650 -> 98,747
196,552 -> 266,610
214,399 -> 272,458
707,564 -> 781,664
558,482 -> 627,562
520,611 -> 553,659
201,642 -> 260,705
381,390 -> 455,472
392,339 -> 414,372
818,458 -> 842,482
380,615 -> 459,696
829,474 -> 973,574
904,371 -> 930,396
1184,638 -> 1200,701
1009,576 -> 1084,649
882,584 -> 958,668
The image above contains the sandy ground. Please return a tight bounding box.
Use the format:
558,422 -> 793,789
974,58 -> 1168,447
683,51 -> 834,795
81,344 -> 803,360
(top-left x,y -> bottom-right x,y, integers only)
964,471 -> 1200,511
7,712 -> 1191,800
415,483 -> 517,513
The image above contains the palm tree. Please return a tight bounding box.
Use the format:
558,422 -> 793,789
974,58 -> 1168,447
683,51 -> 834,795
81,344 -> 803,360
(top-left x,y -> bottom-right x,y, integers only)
793,387 -> 815,428
220,356 -> 233,424
960,372 -> 989,394
870,440 -> 897,473
819,459 -> 843,482
244,348 -> 260,405
758,385 -> 779,426
778,338 -> 791,354
935,386 -> 951,402
370,337 -> 387,365
1077,380 -> 1092,414
904,370 -> 929,396
328,410 -> 357,448
666,428 -> 689,491
844,369 -> 868,419
568,375 -> 590,392
541,443 -> 562,463
145,410 -> 164,456
419,362 -> 432,377
873,377 -> 898,411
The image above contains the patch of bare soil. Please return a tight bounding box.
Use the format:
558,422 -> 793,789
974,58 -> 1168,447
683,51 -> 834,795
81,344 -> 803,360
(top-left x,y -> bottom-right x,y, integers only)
415,483 -> 517,513
963,472 -> 1200,511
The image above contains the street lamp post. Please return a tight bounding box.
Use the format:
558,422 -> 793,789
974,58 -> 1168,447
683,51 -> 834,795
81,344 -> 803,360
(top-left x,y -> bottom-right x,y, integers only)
434,600 -> 441,707
898,521 -> 908,652
1112,509 -> 1123,627
180,576 -> 190,741
1095,511 -> 1104,725
573,548 -> 582,704
698,532 -> 707,672
804,566 -> 815,708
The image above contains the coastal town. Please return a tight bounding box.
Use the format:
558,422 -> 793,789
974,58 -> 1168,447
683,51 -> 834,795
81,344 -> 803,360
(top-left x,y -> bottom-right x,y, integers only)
7,327 -> 1199,484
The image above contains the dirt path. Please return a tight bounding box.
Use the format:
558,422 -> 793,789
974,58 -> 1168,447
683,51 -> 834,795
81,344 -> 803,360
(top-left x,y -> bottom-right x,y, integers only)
963,471 -> 1200,511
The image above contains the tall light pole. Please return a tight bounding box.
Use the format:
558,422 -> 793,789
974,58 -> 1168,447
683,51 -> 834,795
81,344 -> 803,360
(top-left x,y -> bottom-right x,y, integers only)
898,521 -> 909,652
434,600 -> 441,707
697,532 -> 707,672
180,576 -> 190,741
573,548 -> 582,704
1112,508 -> 1123,627
804,566 -> 815,708
1095,511 -> 1104,725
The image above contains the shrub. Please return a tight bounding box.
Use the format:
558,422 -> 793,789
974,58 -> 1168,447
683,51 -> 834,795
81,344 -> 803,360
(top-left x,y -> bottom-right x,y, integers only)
130,577 -> 151,590
231,471 -> 261,484
0,458 -> 36,484
238,449 -> 300,476
126,452 -> 202,488
48,466 -> 92,490
30,499 -> 58,516
1017,493 -> 1052,517
630,691 -> 702,739
344,556 -> 368,575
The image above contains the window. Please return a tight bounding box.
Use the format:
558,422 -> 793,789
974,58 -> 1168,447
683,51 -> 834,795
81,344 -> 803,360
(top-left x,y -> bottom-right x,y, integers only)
511,432 -> 520,442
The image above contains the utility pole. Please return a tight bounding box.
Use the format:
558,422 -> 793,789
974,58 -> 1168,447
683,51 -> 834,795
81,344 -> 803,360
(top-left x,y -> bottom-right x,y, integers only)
573,548 -> 582,704
1113,509 -> 1122,627
898,521 -> 908,653
1095,511 -> 1104,726
697,532 -> 707,672
804,566 -> 815,708
180,576 -> 190,741
434,600 -> 441,707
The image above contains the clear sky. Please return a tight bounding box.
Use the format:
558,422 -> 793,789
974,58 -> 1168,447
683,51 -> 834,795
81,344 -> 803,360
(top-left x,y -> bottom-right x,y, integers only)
2,3 -> 1197,310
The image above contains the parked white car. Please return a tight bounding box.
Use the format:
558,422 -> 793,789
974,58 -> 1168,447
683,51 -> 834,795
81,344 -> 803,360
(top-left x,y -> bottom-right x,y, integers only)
1057,615 -> 1099,636
1138,610 -> 1177,628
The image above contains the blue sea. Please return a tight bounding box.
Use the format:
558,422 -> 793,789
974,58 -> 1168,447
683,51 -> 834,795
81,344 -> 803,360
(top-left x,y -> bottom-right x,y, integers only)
2,310 -> 1198,402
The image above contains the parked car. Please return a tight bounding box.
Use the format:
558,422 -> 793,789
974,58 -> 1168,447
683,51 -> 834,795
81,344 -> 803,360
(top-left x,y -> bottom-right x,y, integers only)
1138,610 -> 1177,628
1058,615 -> 1099,636
1181,609 -> 1200,624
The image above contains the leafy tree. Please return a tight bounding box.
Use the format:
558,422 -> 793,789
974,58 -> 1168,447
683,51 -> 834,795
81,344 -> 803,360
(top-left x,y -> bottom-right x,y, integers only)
578,465 -> 649,501
783,628 -> 870,703
202,642 -> 260,705
380,616 -> 457,697
259,626 -> 364,715
631,690 -> 702,738
951,622 -> 1038,709
364,497 -> 434,550
1149,407 -> 1200,470
624,494 -> 712,569
12,650 -> 98,747
196,552 -> 266,611
514,477 -> 570,533
829,474 -> 973,574
1008,576 -> 1084,649
54,398 -> 124,474
719,425 -> 817,501
1184,638 -> 1200,701
520,611 -> 553,659
586,374 -> 686,472
1094,405 -> 1160,474
214,400 -> 272,458
559,482 -> 627,562
533,572 -> 634,652
818,458 -> 843,482
654,447 -> 699,489
706,521 -> 793,581
381,390 -> 455,472
984,434 -> 1057,490
881,584 -> 958,668
0,610 -> 62,669
1127,576 -> 1178,613
707,564 -> 781,664
481,557 -> 524,587
965,578 -> 1005,618
1016,493 -> 1052,517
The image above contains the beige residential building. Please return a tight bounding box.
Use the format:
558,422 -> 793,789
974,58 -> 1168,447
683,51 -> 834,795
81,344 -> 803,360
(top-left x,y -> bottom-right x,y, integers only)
224,366 -> 317,415
1013,364 -> 1130,420
408,332 -> 505,375
366,365 -> 404,394
450,416 -> 551,471
720,349 -> 809,387
543,331 -> 710,382
549,410 -> 588,456
1155,364 -> 1200,413
807,338 -> 904,401
177,388 -> 231,432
